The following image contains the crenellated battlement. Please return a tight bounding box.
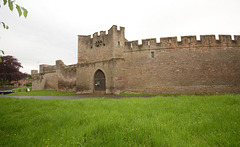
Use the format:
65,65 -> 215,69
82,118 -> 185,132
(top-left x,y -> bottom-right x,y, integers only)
78,25 -> 126,63
32,61 -> 77,76
78,25 -> 240,63
78,25 -> 125,49
125,35 -> 240,50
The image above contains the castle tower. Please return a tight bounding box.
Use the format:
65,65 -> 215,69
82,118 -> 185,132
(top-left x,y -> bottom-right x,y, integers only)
78,25 -> 126,63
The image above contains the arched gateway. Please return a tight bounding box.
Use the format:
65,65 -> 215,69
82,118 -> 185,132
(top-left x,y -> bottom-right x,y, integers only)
94,70 -> 106,92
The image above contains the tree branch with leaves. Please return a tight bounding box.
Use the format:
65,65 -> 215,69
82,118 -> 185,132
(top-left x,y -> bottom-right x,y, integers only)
0,0 -> 28,62
1,0 -> 28,29
0,50 -> 4,62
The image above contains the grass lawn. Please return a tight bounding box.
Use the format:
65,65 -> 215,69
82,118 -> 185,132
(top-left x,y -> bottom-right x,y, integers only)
117,93 -> 156,97
9,90 -> 76,96
0,95 -> 239,146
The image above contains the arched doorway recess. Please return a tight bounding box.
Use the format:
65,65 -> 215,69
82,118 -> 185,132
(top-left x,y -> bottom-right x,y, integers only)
94,69 -> 106,92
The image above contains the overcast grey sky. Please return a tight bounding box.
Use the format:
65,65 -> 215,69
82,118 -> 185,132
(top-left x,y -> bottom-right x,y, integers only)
1,0 -> 240,74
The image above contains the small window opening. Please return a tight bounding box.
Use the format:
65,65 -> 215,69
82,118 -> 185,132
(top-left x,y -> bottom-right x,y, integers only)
187,38 -> 191,43
103,43 -> 105,46
148,41 -> 150,45
169,39 -> 171,43
151,51 -> 154,58
118,41 -> 120,46
90,46 -> 93,48
130,43 -> 133,48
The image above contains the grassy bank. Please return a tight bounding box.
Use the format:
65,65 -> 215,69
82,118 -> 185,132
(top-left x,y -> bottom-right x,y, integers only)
0,95 -> 239,146
12,87 -> 32,92
9,90 -> 76,96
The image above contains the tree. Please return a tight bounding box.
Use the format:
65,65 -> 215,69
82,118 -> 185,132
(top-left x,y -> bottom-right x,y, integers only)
0,55 -> 27,85
1,0 -> 28,29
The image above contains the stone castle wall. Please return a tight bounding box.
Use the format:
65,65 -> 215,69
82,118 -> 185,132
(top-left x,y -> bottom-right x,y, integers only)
32,25 -> 240,94
121,45 -> 240,94
56,60 -> 76,92
76,58 -> 125,94
31,65 -> 58,90
31,60 -> 76,92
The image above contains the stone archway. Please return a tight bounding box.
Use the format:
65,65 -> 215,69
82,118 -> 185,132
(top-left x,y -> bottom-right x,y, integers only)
94,69 -> 106,92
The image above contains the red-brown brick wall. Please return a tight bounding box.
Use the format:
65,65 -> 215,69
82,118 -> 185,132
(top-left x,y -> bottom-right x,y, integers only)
119,46 -> 240,94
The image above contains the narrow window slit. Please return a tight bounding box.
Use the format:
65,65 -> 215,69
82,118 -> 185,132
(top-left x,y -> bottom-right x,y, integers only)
151,51 -> 154,58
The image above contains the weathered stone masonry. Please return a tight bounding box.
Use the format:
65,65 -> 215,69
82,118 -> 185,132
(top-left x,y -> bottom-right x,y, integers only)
32,25 -> 240,94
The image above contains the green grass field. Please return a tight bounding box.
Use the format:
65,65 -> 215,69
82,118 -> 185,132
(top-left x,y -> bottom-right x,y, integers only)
0,95 -> 239,146
9,89 -> 76,96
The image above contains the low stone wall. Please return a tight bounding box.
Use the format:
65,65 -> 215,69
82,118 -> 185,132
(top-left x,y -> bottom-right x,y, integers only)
0,86 -> 14,90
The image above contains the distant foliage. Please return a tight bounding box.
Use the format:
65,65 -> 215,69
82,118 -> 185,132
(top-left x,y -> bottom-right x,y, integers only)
27,74 -> 32,79
24,82 -> 32,87
0,55 -> 27,84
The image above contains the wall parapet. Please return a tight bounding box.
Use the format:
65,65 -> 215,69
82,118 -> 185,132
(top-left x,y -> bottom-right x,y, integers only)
56,60 -> 76,78
78,25 -> 125,50
39,64 -> 56,73
125,35 -> 240,50
56,60 -> 77,71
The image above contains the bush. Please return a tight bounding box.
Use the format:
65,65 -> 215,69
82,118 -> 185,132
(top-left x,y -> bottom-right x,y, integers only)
24,82 -> 32,87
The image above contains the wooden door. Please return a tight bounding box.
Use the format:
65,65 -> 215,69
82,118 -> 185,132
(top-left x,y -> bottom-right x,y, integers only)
94,70 -> 106,92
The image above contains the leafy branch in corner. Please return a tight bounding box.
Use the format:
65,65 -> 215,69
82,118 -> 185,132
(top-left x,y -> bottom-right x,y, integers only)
0,0 -> 28,62
1,0 -> 28,29
0,50 -> 4,62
